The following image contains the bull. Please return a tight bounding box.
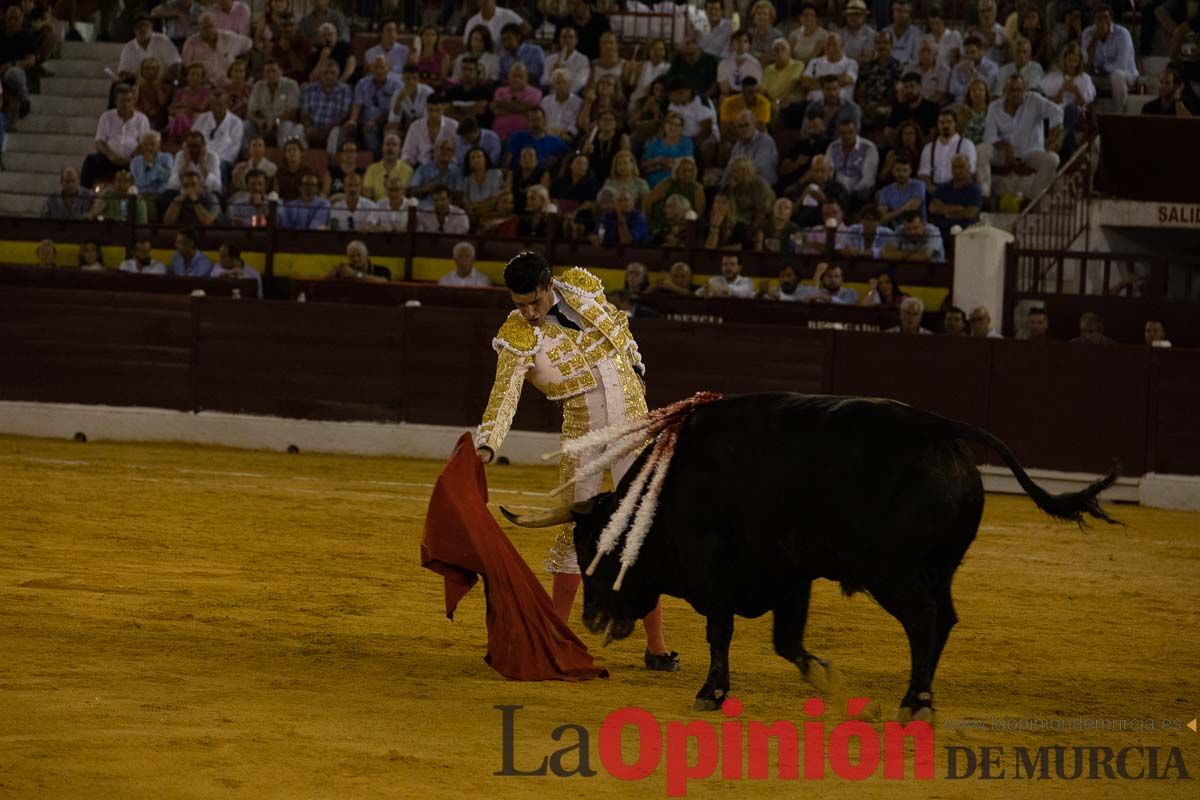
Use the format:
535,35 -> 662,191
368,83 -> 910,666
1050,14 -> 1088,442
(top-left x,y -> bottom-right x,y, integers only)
502,393 -> 1117,718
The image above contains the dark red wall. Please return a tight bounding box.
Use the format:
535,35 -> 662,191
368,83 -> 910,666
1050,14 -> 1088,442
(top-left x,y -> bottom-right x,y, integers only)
3,286 -> 1198,477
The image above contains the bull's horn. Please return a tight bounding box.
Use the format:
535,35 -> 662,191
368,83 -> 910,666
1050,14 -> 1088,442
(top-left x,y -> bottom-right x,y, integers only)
499,505 -> 572,528
499,499 -> 596,528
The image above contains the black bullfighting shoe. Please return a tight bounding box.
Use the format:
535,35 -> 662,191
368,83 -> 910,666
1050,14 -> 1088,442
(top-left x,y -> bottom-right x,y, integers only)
644,649 -> 681,672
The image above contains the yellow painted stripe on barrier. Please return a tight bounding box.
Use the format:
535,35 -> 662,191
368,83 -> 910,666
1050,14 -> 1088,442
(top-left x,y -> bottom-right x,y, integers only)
0,240 -> 949,310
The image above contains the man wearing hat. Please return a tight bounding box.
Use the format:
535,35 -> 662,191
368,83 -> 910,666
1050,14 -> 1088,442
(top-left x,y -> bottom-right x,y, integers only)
475,253 -> 679,672
840,0 -> 877,63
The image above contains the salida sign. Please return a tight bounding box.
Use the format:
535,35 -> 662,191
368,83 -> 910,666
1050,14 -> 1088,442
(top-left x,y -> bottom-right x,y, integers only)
494,698 -> 1191,796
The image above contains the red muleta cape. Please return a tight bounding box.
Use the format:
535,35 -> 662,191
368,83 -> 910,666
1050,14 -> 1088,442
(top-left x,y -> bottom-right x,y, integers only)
420,432 -> 608,681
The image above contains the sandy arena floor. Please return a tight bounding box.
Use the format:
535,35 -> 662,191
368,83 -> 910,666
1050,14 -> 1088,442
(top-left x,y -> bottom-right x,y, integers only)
0,435 -> 1197,799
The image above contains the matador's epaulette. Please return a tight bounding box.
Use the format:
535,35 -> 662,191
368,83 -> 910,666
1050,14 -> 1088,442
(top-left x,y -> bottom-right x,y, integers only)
555,267 -> 605,299
492,310 -> 542,356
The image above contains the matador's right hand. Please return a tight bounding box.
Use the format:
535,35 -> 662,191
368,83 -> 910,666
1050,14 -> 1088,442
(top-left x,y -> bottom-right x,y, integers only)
476,446 -> 494,464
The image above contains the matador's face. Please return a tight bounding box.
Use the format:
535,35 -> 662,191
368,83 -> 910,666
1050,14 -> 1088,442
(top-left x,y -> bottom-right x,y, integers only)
511,285 -> 555,327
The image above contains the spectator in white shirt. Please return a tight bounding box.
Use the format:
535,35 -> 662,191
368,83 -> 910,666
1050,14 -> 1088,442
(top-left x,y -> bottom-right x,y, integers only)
401,95 -> 459,170
789,4 -> 830,62
667,78 -> 720,158
81,85 -> 152,188
883,0 -> 923,66
211,244 -> 263,297
802,32 -> 859,103
167,130 -> 223,194
190,89 -> 244,181
210,0 -> 252,38
887,296 -> 933,334
927,9 -> 963,69
118,15 -> 182,81
1082,4 -> 1139,111
373,176 -> 411,232
181,12 -> 253,90
415,187 -> 470,234
329,172 -> 378,231
992,36 -> 1043,96
911,37 -> 951,105
365,20 -> 411,76
969,0 -> 1009,66
438,242 -> 493,287
717,30 -> 764,95
698,254 -> 757,298
919,108 -> 978,189
542,25 -> 589,94
1041,43 -> 1095,156
119,240 -> 168,275
541,69 -> 583,139
969,306 -> 1004,338
699,0 -> 733,58
825,117 -> 879,204
977,74 -> 1064,198
464,0 -> 525,49
949,35 -> 999,103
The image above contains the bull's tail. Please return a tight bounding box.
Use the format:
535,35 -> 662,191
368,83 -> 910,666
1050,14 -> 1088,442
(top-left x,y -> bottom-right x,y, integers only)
907,406 -> 1119,526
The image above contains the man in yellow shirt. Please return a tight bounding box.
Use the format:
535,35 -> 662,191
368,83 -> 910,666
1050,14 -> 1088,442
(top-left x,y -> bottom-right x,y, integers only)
361,132 -> 412,201
718,76 -> 772,142
761,38 -> 806,107
475,252 -> 678,671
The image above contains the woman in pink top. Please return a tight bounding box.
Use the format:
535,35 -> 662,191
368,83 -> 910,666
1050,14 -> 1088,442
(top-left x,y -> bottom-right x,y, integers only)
490,63 -> 542,141
166,63 -> 212,142
414,25 -> 450,90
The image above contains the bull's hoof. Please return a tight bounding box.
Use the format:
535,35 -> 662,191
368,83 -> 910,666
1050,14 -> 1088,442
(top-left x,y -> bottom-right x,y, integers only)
898,705 -> 936,724
898,692 -> 936,724
694,690 -> 726,712
799,656 -> 842,693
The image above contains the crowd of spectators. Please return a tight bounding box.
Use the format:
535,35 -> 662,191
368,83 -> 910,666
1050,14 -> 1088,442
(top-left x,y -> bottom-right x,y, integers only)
15,0 -> 1197,347
38,0 -> 1198,258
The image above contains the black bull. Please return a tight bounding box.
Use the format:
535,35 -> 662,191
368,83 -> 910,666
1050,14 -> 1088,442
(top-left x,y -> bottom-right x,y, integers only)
502,393 -> 1118,717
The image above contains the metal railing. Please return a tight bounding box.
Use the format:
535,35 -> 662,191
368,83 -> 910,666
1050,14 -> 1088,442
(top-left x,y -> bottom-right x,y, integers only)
1009,132 -> 1095,254
1002,245 -> 1200,339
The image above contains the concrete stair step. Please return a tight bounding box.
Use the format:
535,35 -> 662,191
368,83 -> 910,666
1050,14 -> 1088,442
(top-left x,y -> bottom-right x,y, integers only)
42,76 -> 113,97
60,40 -> 126,64
44,58 -> 113,79
32,94 -> 108,116
16,114 -> 100,135
6,132 -> 98,155
0,192 -> 50,217
3,152 -> 86,174
0,172 -> 61,195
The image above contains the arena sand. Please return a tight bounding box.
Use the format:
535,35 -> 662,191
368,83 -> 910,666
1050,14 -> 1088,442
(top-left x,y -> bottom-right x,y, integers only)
0,435 -> 1197,800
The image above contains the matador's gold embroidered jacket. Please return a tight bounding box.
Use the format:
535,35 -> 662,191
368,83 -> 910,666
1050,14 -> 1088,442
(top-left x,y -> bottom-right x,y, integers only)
475,267 -> 645,452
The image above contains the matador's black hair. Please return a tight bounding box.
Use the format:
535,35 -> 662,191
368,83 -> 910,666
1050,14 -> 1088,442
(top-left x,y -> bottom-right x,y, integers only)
504,251 -> 552,294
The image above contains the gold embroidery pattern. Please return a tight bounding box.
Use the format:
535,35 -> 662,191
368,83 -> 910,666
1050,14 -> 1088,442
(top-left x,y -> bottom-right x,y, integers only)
492,310 -> 541,356
546,394 -> 592,574
475,348 -> 530,451
553,272 -> 644,375
555,267 -> 604,299
542,374 -> 596,399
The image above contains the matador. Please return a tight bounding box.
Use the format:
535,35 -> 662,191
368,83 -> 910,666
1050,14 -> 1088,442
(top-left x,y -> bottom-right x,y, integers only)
474,251 -> 678,671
